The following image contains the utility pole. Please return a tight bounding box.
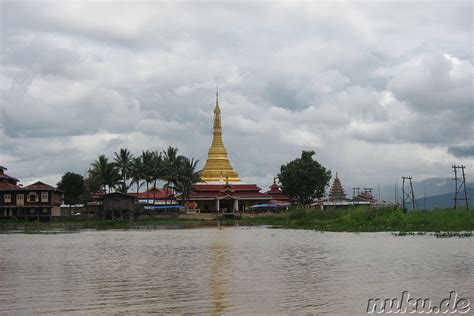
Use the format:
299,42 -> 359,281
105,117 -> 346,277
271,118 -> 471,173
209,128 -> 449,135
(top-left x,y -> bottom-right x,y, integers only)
352,187 -> 360,206
453,165 -> 469,210
352,187 -> 360,198
402,176 -> 416,211
395,180 -> 398,204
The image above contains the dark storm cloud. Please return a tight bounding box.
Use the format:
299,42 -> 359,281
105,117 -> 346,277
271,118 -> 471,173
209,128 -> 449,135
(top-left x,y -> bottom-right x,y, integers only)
448,146 -> 474,158
1,1 -> 473,188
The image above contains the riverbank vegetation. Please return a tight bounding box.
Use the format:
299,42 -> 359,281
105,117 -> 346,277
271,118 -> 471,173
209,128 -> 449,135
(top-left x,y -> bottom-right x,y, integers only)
1,207 -> 472,234
264,206 -> 474,232
58,147 -> 200,205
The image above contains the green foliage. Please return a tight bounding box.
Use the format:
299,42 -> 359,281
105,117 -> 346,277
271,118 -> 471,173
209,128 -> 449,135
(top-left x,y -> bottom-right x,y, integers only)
282,206 -> 474,232
85,147 -> 199,201
113,148 -> 134,193
278,151 -> 331,205
88,155 -> 121,192
56,172 -> 85,205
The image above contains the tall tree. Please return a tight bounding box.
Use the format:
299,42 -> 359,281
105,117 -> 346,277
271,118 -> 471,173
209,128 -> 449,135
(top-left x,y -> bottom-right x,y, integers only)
130,156 -> 144,198
141,150 -> 154,193
278,151 -> 331,205
150,151 -> 164,204
175,157 -> 200,204
114,148 -> 134,193
162,146 -> 180,204
57,172 -> 85,205
89,155 -> 121,193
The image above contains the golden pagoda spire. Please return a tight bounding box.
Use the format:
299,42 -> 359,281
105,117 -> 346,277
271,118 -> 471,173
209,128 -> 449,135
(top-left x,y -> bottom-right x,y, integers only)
199,90 -> 240,182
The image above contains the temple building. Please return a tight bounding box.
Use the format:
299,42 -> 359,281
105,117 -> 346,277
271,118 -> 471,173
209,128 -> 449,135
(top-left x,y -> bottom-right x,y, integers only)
264,178 -> 290,203
329,173 -> 348,202
185,93 -> 288,212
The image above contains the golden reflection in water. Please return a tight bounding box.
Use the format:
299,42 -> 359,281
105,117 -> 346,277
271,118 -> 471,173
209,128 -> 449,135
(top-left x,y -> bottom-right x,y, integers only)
210,240 -> 229,315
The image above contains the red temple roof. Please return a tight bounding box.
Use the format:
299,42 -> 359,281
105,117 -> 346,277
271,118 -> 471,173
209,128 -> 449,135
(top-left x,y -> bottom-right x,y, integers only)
264,180 -> 289,201
129,187 -> 174,199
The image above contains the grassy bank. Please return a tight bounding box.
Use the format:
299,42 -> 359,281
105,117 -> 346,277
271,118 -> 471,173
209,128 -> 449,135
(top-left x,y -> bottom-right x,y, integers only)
1,207 -> 473,234
268,206 -> 474,232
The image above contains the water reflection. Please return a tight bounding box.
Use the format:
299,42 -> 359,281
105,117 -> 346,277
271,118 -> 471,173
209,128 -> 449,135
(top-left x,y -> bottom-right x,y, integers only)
210,243 -> 229,314
0,228 -> 472,314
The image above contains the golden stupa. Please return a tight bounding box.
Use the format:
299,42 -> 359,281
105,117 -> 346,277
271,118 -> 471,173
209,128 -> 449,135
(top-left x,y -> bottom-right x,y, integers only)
199,92 -> 240,182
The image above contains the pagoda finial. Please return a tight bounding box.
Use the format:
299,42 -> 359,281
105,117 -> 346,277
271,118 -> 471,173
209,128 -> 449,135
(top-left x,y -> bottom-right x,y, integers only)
214,84 -> 220,115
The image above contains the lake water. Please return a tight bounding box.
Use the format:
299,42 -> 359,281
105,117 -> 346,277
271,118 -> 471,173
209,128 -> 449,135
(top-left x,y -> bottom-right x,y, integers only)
0,227 -> 473,315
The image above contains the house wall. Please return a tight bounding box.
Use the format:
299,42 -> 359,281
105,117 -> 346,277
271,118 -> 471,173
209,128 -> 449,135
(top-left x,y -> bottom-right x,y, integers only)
103,196 -> 135,211
0,190 -> 63,219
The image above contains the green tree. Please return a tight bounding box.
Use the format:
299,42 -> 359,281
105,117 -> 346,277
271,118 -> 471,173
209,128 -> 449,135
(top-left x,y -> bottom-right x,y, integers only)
140,150 -> 154,193
89,155 -> 121,193
162,146 -> 181,205
175,157 -> 200,204
130,156 -> 144,197
82,176 -> 102,202
114,148 -> 134,193
150,151 -> 165,203
278,151 -> 331,205
57,172 -> 85,205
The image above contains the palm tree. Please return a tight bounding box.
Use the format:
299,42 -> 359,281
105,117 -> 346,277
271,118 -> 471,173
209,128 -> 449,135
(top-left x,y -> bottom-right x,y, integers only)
130,156 -> 144,198
175,157 -> 200,205
150,151 -> 165,205
89,155 -> 121,193
162,146 -> 180,205
114,148 -> 133,193
141,150 -> 154,194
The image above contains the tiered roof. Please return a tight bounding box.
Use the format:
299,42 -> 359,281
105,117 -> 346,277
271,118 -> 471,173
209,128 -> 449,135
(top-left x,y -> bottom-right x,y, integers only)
264,178 -> 289,201
329,173 -> 347,201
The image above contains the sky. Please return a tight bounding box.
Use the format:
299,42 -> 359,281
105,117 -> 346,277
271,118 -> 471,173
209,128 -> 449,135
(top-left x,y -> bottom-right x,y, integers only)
1,1 -> 473,191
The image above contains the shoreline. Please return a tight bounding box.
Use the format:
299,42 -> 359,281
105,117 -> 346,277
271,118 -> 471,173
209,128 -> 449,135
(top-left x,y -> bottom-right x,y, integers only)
1,206 -> 473,236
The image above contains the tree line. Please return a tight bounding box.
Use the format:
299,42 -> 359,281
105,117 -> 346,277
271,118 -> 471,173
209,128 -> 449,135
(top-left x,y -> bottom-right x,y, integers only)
57,147 -> 200,205
58,149 -> 332,207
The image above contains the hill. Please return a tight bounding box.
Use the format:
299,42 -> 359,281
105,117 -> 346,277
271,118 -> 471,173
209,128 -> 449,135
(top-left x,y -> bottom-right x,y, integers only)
415,187 -> 473,210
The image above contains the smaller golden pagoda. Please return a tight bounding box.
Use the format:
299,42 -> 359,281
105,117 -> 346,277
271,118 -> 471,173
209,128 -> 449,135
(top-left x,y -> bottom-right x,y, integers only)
199,92 -> 241,182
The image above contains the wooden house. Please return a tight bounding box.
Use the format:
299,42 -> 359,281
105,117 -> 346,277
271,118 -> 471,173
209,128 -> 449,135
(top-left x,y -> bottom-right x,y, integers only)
99,192 -> 136,220
0,166 -> 63,220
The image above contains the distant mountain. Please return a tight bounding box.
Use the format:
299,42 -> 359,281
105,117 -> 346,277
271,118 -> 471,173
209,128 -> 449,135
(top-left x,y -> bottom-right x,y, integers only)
377,177 -> 474,202
414,187 -> 474,210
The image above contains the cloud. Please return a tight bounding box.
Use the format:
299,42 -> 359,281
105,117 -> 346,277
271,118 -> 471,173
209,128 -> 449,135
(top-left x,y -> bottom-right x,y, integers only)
1,1 -> 473,190
448,146 -> 474,158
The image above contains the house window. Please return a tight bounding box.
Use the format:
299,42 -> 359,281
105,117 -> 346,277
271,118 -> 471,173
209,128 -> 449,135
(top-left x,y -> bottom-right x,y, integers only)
41,192 -> 49,202
4,194 -> 11,203
42,208 -> 49,214
28,193 -> 37,202
17,194 -> 24,202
